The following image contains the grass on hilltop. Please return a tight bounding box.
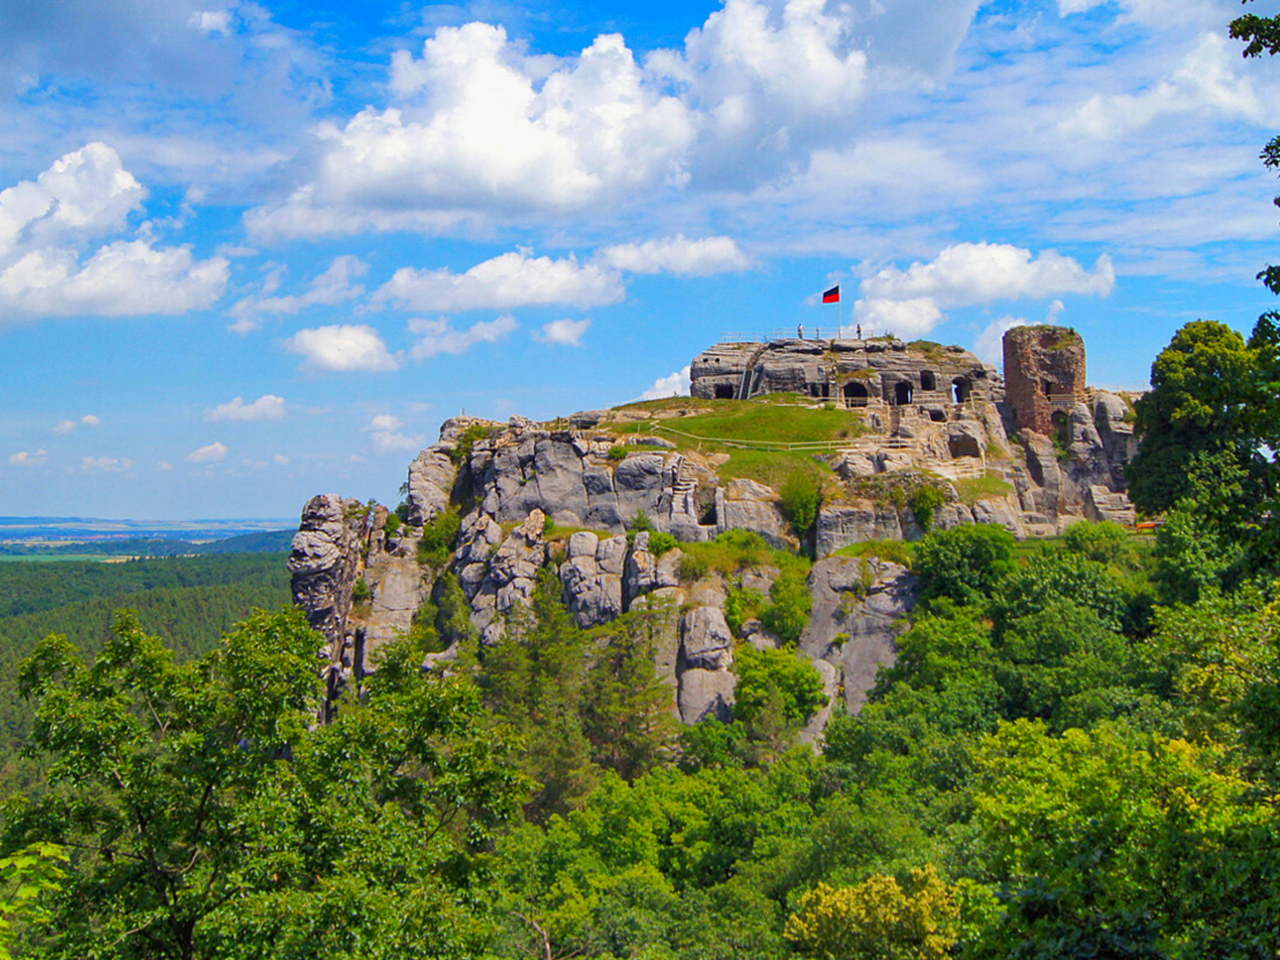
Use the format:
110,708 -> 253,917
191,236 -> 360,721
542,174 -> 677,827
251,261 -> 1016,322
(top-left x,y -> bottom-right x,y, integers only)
612,397 -> 864,488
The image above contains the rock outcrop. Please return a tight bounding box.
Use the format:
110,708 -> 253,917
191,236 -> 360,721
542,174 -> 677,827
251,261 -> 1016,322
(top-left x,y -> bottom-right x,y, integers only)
290,327 -> 1144,741
690,337 -> 1003,405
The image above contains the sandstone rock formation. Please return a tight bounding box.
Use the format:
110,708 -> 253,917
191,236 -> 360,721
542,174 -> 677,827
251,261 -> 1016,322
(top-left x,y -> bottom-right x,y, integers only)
291,326 -> 1144,741
690,337 -> 1002,406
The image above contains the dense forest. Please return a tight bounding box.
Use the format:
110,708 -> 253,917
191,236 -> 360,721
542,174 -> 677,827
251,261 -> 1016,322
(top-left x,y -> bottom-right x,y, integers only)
0,555 -> 291,796
0,529 -> 294,559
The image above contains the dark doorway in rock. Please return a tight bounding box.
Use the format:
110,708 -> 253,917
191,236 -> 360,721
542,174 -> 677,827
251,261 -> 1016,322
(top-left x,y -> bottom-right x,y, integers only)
843,381 -> 869,407
894,381 -> 914,405
949,435 -> 983,459
921,371 -> 936,391
929,408 -> 947,423
952,378 -> 971,403
714,384 -> 735,399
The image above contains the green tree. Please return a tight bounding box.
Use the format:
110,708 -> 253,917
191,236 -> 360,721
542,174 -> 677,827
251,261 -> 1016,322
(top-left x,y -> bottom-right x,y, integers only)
5,610 -> 524,960
0,843 -> 66,959
483,569 -> 599,819
583,603 -> 679,781
1061,520 -> 1131,565
969,720 -> 1279,959
780,472 -> 822,543
912,524 -> 1016,607
784,867 -> 960,960
734,645 -> 827,730
1126,321 -> 1261,515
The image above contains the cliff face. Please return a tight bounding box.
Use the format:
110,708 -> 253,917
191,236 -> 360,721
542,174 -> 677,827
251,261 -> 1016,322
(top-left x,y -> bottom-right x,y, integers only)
291,365 -> 1137,737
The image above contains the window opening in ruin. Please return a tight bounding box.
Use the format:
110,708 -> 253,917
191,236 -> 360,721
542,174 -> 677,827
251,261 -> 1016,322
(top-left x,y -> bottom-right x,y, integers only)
921,371 -> 936,391
929,409 -> 947,423
714,384 -> 735,399
843,381 -> 869,407
1043,380 -> 1053,397
952,378 -> 971,403
894,382 -> 914,406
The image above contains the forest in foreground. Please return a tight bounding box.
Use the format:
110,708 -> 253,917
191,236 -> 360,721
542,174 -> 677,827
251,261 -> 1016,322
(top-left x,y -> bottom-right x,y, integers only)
0,299 -> 1276,959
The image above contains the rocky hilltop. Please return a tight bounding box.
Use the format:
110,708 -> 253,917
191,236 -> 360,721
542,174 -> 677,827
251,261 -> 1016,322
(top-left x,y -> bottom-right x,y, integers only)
290,326 -> 1139,737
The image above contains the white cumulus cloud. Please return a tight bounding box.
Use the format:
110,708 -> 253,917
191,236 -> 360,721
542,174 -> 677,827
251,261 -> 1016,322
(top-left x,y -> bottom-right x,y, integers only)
0,142 -> 143,256
534,318 -> 591,347
248,24 -> 695,238
52,414 -> 102,434
408,315 -> 518,361
363,414 -> 423,456
8,450 -> 47,467
641,365 -> 692,400
859,243 -> 1115,308
650,0 -> 869,187
853,298 -> 946,338
596,235 -> 751,276
0,145 -> 228,322
205,395 -> 287,422
189,9 -> 233,34
283,324 -> 403,373
246,1 -> 892,238
187,442 -> 228,464
377,250 -> 623,313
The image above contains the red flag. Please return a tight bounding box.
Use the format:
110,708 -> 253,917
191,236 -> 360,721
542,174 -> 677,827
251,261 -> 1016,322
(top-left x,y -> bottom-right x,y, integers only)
822,285 -> 840,304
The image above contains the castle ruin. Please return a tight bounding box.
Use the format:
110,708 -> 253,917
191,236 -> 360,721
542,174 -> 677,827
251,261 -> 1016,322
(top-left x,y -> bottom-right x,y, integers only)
1002,326 -> 1088,435
689,326 -> 1093,444
690,337 -> 1002,410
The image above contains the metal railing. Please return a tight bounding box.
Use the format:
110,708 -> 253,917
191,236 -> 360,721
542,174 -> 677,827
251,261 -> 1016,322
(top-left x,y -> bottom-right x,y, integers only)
718,328 -> 866,344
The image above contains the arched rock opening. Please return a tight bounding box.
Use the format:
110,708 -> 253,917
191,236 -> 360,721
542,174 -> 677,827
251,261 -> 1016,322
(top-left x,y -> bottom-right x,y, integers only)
843,381 -> 869,407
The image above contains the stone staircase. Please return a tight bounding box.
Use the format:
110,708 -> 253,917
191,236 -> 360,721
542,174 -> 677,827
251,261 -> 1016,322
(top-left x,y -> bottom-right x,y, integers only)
927,457 -> 987,481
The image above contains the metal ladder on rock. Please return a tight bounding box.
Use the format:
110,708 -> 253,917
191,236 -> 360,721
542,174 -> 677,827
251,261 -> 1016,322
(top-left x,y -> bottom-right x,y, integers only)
736,344 -> 770,400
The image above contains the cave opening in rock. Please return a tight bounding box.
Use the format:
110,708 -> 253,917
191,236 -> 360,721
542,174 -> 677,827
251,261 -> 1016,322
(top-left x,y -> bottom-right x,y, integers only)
714,384 -> 735,399
949,435 -> 983,459
843,381 -> 869,407
952,378 -> 971,403
894,381 -> 913,405
921,370 -> 936,391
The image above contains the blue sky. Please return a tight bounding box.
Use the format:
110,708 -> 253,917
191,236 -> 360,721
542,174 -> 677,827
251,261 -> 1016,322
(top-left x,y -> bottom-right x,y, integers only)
1,0 -> 1278,519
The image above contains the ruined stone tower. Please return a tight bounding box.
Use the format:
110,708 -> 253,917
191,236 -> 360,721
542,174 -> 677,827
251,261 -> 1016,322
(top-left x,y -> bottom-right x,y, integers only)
1002,325 -> 1087,435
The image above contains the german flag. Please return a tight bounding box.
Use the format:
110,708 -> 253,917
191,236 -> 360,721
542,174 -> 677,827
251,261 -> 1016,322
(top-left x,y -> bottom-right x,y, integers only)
822,285 -> 840,304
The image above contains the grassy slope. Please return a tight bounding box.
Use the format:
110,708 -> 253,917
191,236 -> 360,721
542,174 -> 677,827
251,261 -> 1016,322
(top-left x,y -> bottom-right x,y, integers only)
613,397 -> 865,490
